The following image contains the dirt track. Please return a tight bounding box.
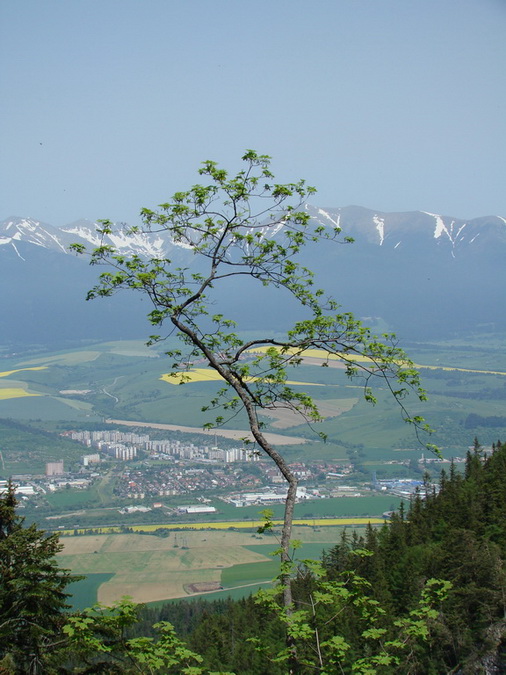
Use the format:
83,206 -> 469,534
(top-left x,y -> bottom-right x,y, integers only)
105,418 -> 309,445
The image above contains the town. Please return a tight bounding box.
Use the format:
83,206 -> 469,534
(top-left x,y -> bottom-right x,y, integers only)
0,428 -> 465,521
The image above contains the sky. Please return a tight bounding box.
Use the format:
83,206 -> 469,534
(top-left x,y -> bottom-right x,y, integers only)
1,0 -> 505,227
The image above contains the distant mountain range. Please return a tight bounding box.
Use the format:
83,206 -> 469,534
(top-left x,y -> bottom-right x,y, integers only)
1,206 -> 505,347
307,206 -> 506,255
2,207 -> 505,259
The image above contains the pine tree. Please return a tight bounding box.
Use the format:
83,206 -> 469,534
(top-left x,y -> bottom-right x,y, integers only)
0,483 -> 79,674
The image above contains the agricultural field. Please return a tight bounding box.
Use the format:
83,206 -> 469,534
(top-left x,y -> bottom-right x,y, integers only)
57,515 -> 387,537
38,494 -> 399,532
4,333 -> 503,610
58,525 -> 358,607
0,334 -> 505,475
211,496 -> 400,522
58,530 -> 282,605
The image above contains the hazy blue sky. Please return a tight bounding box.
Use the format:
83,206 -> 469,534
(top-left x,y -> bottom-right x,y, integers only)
1,0 -> 505,226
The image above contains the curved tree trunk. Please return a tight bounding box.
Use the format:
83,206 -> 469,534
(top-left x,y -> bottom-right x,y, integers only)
172,317 -> 298,610
242,394 -> 298,610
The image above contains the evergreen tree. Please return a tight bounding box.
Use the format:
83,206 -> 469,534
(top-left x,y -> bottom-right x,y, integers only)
0,483 -> 79,674
319,441 -> 506,673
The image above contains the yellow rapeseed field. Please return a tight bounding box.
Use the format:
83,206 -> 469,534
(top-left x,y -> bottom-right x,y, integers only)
160,368 -> 319,386
0,388 -> 40,400
250,347 -> 506,376
0,367 -> 47,400
0,366 -> 47,378
157,346 -> 506,387
59,517 -> 385,537
248,346 -> 374,363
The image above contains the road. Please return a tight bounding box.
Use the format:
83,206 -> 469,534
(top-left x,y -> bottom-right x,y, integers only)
104,418 -> 309,445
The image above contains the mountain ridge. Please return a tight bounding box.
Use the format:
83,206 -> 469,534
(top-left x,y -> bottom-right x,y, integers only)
2,205 -> 505,260
306,205 -> 506,255
1,206 -> 505,347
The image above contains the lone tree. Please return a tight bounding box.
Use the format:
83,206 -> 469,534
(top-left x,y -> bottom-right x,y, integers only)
72,150 -> 430,610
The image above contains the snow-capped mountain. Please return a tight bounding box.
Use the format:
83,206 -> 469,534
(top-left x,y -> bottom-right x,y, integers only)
0,217 -> 174,259
1,207 -> 505,347
61,219 -> 173,258
0,217 -> 77,257
1,207 -> 505,260
305,206 -> 506,257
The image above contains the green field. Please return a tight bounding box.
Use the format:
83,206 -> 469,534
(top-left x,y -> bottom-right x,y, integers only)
211,495 -> 401,521
221,559 -> 279,587
57,528 -> 352,607
45,488 -> 98,508
152,582 -> 273,606
65,573 -> 115,610
221,542 -> 334,588
1,335 -> 506,475
245,542 -> 339,561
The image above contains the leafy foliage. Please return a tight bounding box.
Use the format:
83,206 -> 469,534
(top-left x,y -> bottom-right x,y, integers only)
252,555 -> 451,674
60,597 -> 220,674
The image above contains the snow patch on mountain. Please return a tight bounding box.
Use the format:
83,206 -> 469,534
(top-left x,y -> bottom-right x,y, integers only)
422,212 -> 470,256
11,242 -> 25,261
0,218 -> 74,253
42,230 -> 67,253
12,226 -> 45,246
423,212 -> 447,239
62,221 -> 171,257
455,223 -> 467,240
63,225 -> 102,247
316,208 -> 341,229
257,218 -> 288,241
372,215 -> 385,245
107,230 -> 166,258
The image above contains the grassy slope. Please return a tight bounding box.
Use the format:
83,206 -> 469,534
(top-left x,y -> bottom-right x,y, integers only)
0,419 -> 87,475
